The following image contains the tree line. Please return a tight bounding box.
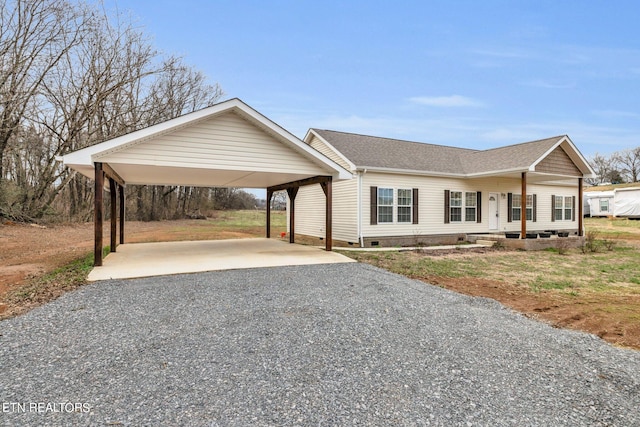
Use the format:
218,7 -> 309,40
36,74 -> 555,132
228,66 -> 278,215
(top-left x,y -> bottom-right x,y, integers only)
588,148 -> 640,186
0,0 -> 260,223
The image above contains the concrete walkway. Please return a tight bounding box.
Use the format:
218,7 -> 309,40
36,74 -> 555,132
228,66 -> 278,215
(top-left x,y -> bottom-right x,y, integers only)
88,238 -> 355,281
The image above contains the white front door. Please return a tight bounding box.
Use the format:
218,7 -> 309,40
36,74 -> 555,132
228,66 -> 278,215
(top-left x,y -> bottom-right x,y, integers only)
489,193 -> 499,231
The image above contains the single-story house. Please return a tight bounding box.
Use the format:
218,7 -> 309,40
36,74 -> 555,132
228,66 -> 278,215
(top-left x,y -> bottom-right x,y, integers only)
292,130 -> 595,247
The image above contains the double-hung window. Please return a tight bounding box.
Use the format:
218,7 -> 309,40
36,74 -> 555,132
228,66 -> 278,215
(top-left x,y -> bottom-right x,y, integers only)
465,192 -> 477,222
564,196 -> 573,220
450,191 -> 463,222
511,194 -> 522,221
600,199 -> 609,213
397,189 -> 413,223
554,196 -> 564,221
377,188 -> 394,223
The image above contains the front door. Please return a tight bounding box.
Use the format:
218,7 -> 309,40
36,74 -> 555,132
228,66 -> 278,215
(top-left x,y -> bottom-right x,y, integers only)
489,193 -> 499,231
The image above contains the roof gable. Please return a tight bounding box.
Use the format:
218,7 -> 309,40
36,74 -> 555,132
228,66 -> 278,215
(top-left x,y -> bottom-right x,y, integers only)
61,99 -> 352,187
534,146 -> 582,177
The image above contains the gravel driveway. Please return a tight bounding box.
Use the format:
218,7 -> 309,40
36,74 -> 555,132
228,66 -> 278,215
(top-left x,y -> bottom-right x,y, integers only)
1,263 -> 639,426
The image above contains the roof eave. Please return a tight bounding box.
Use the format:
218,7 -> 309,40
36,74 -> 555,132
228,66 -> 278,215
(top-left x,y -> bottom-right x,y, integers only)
356,166 -> 466,178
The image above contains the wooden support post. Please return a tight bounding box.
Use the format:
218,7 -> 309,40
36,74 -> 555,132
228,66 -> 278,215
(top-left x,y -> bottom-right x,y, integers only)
521,172 -> 527,239
268,176 -> 333,250
109,178 -> 117,252
94,163 -> 104,266
266,189 -> 273,238
321,178 -> 333,251
578,177 -> 584,236
119,184 -> 125,244
286,187 -> 298,244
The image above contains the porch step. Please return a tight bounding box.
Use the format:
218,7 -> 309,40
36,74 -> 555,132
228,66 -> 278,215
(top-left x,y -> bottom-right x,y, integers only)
475,239 -> 496,246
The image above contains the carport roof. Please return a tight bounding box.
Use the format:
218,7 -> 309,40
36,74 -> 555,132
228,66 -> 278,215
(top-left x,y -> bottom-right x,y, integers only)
61,98 -> 351,188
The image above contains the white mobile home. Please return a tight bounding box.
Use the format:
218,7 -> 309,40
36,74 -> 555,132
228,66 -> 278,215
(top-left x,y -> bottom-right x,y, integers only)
614,187 -> 640,218
584,190 -> 614,217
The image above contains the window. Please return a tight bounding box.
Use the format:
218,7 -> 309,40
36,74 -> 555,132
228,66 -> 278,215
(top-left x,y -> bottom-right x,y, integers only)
377,188 -> 393,223
397,189 -> 412,223
600,199 -> 609,212
376,187 -> 414,223
564,196 -> 573,220
554,196 -> 563,221
449,190 -> 478,222
511,194 -> 533,221
512,194 -> 522,221
525,195 -> 534,221
450,191 -> 462,222
465,192 -> 477,222
554,195 -> 573,221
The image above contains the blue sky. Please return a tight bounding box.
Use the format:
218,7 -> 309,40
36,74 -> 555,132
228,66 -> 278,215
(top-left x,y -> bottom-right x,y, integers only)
107,0 -> 639,158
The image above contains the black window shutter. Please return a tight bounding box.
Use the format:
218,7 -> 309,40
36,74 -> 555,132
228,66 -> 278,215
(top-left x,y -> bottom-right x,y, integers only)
444,190 -> 450,224
507,193 -> 513,223
370,186 -> 378,225
551,194 -> 556,222
572,196 -> 576,221
533,194 -> 537,222
412,188 -> 419,224
476,192 -> 482,223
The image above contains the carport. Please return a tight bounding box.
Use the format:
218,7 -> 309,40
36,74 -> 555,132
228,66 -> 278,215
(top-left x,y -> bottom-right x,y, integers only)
60,98 -> 352,268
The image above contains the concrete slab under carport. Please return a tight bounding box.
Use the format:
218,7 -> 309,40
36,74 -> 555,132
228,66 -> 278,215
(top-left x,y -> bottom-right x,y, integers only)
87,238 -> 355,281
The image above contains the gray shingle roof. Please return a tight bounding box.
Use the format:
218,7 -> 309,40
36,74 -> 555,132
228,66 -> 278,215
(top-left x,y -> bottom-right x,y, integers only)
312,129 -> 566,175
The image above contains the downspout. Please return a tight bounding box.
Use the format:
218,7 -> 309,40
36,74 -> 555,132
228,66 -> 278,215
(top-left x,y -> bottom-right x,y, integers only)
358,169 -> 366,247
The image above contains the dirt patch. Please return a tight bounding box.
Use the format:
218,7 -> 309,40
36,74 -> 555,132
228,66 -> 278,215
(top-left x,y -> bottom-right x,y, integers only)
418,275 -> 640,350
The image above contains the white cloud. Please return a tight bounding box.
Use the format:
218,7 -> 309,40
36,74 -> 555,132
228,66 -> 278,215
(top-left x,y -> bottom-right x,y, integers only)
409,95 -> 485,108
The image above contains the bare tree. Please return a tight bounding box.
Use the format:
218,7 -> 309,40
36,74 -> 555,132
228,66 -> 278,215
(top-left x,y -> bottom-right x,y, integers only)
0,0 -> 223,221
587,152 -> 622,185
0,0 -> 81,181
614,147 -> 640,183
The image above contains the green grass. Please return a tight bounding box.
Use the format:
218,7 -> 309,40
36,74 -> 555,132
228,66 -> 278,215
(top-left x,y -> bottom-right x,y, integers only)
170,210 -> 286,233
345,241 -> 640,295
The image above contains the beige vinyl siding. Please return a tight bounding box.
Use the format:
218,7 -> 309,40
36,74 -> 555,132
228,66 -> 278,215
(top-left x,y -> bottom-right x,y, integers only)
361,172 -> 579,237
99,111 -> 327,175
307,134 -> 353,171
293,178 -> 358,243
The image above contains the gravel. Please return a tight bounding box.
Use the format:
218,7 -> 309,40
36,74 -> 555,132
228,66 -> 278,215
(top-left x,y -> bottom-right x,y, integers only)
1,263 -> 639,426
